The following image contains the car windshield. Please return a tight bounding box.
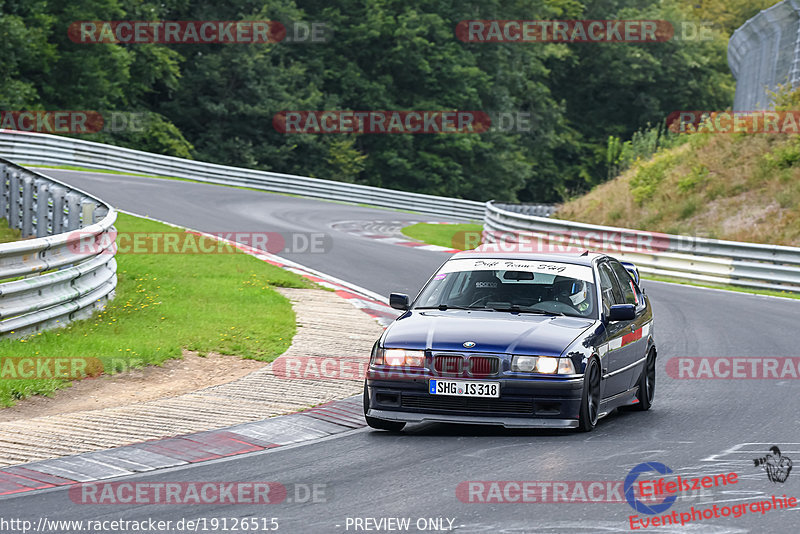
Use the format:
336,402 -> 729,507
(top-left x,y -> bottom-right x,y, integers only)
415,258 -> 598,319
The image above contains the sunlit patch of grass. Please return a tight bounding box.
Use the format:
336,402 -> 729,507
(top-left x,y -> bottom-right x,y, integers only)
0,213 -> 317,407
0,220 -> 21,243
401,222 -> 483,250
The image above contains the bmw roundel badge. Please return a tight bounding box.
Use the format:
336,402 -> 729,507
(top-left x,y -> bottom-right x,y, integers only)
463,341 -> 476,348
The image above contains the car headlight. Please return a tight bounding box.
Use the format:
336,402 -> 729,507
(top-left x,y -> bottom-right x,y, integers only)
536,356 -> 558,374
380,348 -> 426,367
512,355 -> 576,374
512,355 -> 537,372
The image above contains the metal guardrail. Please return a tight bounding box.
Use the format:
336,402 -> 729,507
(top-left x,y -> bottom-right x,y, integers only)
0,130 -> 505,221
0,158 -> 117,337
728,0 -> 800,111
484,202 -> 800,293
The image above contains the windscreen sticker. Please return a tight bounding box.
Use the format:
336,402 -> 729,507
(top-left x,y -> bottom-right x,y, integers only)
438,258 -> 594,282
433,273 -> 448,280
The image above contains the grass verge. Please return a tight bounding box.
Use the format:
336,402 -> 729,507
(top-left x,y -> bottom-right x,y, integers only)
0,212 -> 317,407
557,133 -> 800,246
0,220 -> 21,244
401,222 -> 482,250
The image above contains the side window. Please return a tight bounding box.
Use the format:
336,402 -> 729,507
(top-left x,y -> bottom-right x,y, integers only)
597,262 -> 622,314
610,261 -> 639,307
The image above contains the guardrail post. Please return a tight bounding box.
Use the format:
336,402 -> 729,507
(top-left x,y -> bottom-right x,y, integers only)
21,175 -> 34,237
50,185 -> 65,234
81,200 -> 97,228
8,171 -> 21,230
0,164 -> 8,221
66,192 -> 82,231
35,180 -> 50,237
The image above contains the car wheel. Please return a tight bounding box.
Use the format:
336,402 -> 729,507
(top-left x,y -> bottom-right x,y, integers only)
363,382 -> 406,432
578,358 -> 601,432
632,349 -> 656,411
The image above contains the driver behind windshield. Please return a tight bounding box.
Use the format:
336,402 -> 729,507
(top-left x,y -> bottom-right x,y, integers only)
415,265 -> 598,319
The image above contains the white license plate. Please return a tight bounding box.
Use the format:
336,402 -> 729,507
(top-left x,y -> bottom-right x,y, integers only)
429,379 -> 499,398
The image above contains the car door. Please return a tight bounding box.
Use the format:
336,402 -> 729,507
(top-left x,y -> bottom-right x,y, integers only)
608,259 -> 651,391
596,261 -> 636,396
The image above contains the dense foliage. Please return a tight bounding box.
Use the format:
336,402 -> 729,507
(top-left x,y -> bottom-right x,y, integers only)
0,0 -> 779,202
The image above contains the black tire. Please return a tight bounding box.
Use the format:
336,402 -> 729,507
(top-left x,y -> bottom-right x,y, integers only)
632,349 -> 656,411
578,358 -> 601,432
363,383 -> 406,432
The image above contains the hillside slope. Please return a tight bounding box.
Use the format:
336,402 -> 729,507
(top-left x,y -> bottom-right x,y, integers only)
557,133 -> 800,246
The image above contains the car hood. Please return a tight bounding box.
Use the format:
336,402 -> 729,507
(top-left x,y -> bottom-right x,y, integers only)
383,310 -> 596,357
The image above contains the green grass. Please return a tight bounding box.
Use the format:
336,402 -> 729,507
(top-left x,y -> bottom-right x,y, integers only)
401,222 -> 483,250
0,213 -> 317,407
0,220 -> 21,243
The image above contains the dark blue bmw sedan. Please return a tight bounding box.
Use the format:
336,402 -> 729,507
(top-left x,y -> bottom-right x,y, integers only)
363,251 -> 656,432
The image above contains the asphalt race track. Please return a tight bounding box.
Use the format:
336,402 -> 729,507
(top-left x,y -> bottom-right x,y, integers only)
37,169 -> 452,297
2,169 -> 800,533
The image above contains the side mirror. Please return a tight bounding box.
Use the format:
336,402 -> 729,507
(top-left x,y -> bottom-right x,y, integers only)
607,304 -> 635,322
389,293 -> 410,310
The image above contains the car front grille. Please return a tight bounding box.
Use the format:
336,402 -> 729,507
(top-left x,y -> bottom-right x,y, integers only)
401,394 -> 533,414
434,355 -> 462,375
468,356 -> 499,377
433,354 -> 500,377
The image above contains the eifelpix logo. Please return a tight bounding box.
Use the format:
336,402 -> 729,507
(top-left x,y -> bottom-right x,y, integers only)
754,446 -> 792,483
625,462 -> 677,515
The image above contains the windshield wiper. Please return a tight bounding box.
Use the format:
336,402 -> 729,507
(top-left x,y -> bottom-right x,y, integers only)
415,304 -> 472,310
485,306 -> 567,317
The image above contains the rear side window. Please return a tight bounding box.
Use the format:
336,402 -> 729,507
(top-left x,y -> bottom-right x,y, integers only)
610,261 -> 639,306
597,262 -> 622,314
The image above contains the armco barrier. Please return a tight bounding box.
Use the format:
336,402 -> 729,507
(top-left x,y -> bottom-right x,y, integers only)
0,158 -> 117,337
728,0 -> 800,111
484,202 -> 800,293
0,130 -> 535,221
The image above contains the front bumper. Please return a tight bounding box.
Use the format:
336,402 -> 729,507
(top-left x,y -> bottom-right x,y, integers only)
366,374 -> 584,427
366,408 -> 579,428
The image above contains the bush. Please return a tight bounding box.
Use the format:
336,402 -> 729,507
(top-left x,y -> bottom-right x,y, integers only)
607,122 -> 688,180
629,152 -> 679,204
